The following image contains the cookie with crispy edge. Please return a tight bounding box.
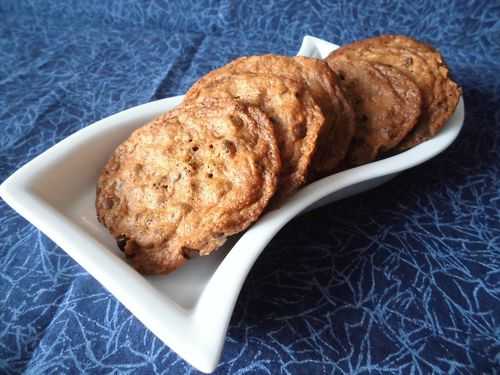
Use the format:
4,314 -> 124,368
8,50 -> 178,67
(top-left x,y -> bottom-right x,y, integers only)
328,58 -> 422,165
326,35 -> 461,150
186,72 -> 325,200
96,98 -> 281,274
186,54 -> 355,177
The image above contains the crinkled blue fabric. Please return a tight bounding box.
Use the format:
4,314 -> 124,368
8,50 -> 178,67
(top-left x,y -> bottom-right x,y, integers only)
1,1 -> 500,373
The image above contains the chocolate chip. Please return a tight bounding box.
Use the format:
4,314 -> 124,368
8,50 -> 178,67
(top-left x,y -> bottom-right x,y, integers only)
230,115 -> 243,128
404,57 -> 413,67
293,123 -> 307,139
124,240 -> 138,257
181,247 -> 199,259
116,235 -> 128,251
222,140 -> 236,156
270,116 -> 279,125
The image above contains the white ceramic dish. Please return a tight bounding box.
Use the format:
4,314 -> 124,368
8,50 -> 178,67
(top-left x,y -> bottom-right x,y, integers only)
0,36 -> 464,373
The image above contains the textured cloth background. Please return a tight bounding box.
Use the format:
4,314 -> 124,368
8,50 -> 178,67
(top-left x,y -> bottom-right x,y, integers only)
1,1 -> 500,374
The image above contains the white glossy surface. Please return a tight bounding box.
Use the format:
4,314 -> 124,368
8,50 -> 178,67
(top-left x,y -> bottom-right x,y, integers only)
0,36 -> 465,373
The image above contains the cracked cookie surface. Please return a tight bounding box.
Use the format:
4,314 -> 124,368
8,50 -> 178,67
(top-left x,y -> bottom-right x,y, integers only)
96,98 -> 281,274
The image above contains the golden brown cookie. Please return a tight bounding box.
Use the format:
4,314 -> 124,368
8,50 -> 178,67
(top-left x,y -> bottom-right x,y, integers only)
293,57 -> 356,176
96,98 -> 281,274
186,72 -> 325,200
326,35 -> 461,150
350,34 -> 440,55
328,59 -> 422,165
186,54 -> 355,177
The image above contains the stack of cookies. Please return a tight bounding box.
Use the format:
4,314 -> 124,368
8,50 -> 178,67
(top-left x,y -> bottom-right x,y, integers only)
325,35 -> 461,164
96,35 -> 461,274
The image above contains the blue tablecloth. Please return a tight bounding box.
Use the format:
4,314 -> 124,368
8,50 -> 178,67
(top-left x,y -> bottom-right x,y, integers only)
1,1 -> 499,373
